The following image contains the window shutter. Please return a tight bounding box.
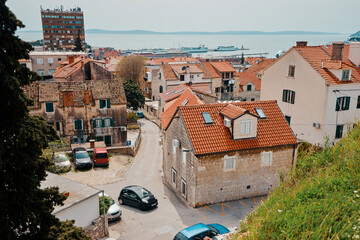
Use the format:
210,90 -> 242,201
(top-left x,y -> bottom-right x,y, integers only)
246,121 -> 251,134
107,99 -> 111,108
110,118 -> 114,126
46,102 -> 54,112
99,100 -> 104,109
93,119 -> 96,128
240,122 -> 246,134
282,90 -> 286,102
345,97 -> 350,110
102,119 -> 105,127
335,98 -> 340,111
291,91 -> 295,104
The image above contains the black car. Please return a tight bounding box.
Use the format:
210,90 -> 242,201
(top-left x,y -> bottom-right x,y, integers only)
118,185 -> 158,210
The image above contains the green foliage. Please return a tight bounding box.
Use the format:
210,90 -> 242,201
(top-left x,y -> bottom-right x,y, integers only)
123,79 -> 145,110
49,220 -> 91,240
0,1 -> 87,239
127,111 -> 140,122
233,127 -> 360,239
72,30 -> 83,52
99,196 -> 112,215
30,39 -> 43,46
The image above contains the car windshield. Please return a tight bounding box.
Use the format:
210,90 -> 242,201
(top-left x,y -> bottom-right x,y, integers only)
207,225 -> 220,235
76,152 -> 89,159
96,153 -> 107,159
54,155 -> 68,163
134,187 -> 151,198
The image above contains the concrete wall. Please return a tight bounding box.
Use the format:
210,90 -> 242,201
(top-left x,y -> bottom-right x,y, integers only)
55,194 -> 100,228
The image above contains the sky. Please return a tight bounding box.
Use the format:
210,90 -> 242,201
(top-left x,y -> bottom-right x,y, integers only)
6,0 -> 359,34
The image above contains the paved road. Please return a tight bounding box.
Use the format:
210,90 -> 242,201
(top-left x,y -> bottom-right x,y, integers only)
96,119 -> 263,240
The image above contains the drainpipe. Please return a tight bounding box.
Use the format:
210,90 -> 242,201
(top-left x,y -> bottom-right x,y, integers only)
101,190 -> 107,236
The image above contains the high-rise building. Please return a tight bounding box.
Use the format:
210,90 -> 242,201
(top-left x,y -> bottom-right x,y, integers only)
41,6 -> 85,52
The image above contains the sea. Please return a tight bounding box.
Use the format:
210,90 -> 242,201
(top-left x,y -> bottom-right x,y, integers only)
18,32 -> 349,58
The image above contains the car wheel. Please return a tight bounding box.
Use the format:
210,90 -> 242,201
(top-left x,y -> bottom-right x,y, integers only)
118,198 -> 124,205
139,203 -> 146,211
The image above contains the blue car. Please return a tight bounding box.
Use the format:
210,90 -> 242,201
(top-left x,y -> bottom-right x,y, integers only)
173,223 -> 230,240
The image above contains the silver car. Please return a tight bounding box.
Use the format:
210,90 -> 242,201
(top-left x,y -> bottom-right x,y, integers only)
74,150 -> 92,169
53,152 -> 71,170
99,193 -> 122,221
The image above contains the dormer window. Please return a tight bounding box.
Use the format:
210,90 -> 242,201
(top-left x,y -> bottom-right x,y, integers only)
180,75 -> 185,81
341,70 -> 351,81
240,120 -> 252,135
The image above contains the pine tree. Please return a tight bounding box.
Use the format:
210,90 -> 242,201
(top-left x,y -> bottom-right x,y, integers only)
0,1 -> 88,239
72,30 -> 83,52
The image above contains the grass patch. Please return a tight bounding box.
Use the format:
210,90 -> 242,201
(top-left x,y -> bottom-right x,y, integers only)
232,126 -> 360,240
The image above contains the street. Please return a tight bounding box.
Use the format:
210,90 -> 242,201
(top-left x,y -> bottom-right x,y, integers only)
96,119 -> 263,240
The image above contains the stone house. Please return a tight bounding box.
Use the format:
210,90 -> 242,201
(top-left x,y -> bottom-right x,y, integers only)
163,100 -> 298,207
238,72 -> 261,101
23,80 -> 127,146
261,41 -> 360,145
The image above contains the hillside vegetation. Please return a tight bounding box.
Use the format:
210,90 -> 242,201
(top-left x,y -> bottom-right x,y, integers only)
232,126 -> 360,239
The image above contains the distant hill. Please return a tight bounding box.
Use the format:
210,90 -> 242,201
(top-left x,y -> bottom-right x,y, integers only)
85,29 -> 341,35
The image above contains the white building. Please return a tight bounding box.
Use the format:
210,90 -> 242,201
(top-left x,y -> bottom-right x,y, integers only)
261,41 -> 360,145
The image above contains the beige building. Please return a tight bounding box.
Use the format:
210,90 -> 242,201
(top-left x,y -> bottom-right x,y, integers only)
163,100 -> 298,207
261,41 -> 360,145
29,51 -> 86,79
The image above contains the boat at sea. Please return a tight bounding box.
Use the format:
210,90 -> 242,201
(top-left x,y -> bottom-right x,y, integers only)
180,45 -> 208,53
214,46 -> 239,51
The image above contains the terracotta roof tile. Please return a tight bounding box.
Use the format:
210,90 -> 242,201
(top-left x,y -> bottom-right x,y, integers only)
161,89 -> 204,129
210,61 -> 235,72
160,84 -> 189,102
219,104 -> 248,119
247,58 -> 277,74
171,63 -> 203,74
162,64 -> 178,80
246,57 -> 265,65
147,57 -> 198,65
201,62 -> 221,78
238,72 -> 261,91
178,100 -> 297,155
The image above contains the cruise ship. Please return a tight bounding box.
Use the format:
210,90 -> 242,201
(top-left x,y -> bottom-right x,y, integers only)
180,45 -> 208,53
214,46 -> 239,51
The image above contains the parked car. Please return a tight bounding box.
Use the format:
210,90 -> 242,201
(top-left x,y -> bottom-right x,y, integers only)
53,152 -> 71,171
173,223 -> 230,240
73,147 -> 92,169
118,185 -> 158,210
136,111 -> 144,118
93,148 -> 109,166
99,192 -> 122,221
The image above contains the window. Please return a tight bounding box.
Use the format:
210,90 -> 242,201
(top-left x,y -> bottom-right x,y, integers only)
335,97 -> 350,111
58,58 -> 62,61
285,115 -> 291,124
282,89 -> 295,104
215,87 -> 221,93
159,85 -> 163,93
74,119 -> 83,130
181,179 -> 187,198
255,108 -> 266,118
55,122 -> 60,131
288,65 -> 295,77
341,70 -> 350,81
247,85 -> 252,91
357,96 -> 360,109
47,58 -> 54,64
180,75 -> 185,81
202,112 -> 213,124
37,69 -> 45,76
182,149 -> 189,164
99,99 -> 111,109
224,156 -> 235,171
104,118 -> 112,127
261,151 -> 272,167
190,75 -> 194,79
171,168 -> 177,185
335,125 -> 344,139
48,69 -> 55,75
45,102 -> 54,112
37,58 -> 43,64
240,120 -> 252,135
94,118 -> 102,128
251,98 -> 255,101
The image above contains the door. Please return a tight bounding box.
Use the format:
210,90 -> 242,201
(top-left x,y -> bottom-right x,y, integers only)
105,135 -> 111,146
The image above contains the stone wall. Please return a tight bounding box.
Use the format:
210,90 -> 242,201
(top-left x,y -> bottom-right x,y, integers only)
84,215 -> 108,240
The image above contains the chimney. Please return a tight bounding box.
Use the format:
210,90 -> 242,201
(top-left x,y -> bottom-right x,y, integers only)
296,41 -> 308,47
90,139 -> 95,148
68,55 -> 75,64
349,42 -> 360,66
331,42 -> 344,61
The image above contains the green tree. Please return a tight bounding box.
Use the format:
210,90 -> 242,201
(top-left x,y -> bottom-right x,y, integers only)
49,220 -> 90,240
123,79 -> 145,110
72,30 -> 83,52
99,195 -> 112,215
0,1 -> 87,239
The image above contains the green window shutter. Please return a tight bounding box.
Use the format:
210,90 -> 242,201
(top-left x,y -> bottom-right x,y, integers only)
93,119 -> 96,128
291,91 -> 295,104
282,90 -> 286,102
110,118 -> 114,126
75,119 -> 82,130
46,102 -> 54,112
102,119 -> 105,127
335,98 -> 340,111
55,122 -> 60,131
107,99 -> 111,109
345,97 -> 350,110
99,100 -> 105,109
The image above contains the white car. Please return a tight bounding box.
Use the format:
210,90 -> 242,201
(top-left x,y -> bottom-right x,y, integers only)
99,193 -> 122,221
53,152 -> 71,170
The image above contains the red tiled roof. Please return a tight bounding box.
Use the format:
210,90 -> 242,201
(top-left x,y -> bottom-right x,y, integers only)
219,104 -> 248,119
246,57 -> 265,65
160,84 -> 214,102
294,45 -> 360,84
210,61 -> 235,72
53,57 -> 89,78
238,72 -> 261,91
201,62 -> 221,78
178,100 -> 297,155
247,58 -> 277,74
190,84 -> 212,95
161,89 -> 204,129
195,63 -> 211,78
171,63 -> 203,74
147,57 -> 198,65
162,64 -> 178,80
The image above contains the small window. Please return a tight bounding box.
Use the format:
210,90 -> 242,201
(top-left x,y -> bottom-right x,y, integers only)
180,75 -> 185,81
261,151 -> 272,167
242,98 -> 247,102
240,120 -> 252,135
99,99 -> 111,109
251,98 -> 255,101
224,156 -> 235,171
37,69 -> 45,76
357,96 -> 360,109
255,108 -> 266,118
190,75 -> 194,79
202,112 -> 213,124
94,118 -> 102,128
335,125 -> 344,139
171,168 -> 177,185
45,102 -> 54,112
37,58 -> 43,65
282,89 -> 295,104
182,149 -> 189,164
55,122 -> 60,131
341,70 -> 350,81
288,65 -> 295,77
48,69 -> 55,75
47,58 -> 54,64
181,179 -> 187,198
58,58 -> 62,61
74,119 -> 83,130
104,118 -> 112,127
247,85 -> 252,91
335,97 -> 350,111
285,115 -> 291,124
159,85 -> 163,93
